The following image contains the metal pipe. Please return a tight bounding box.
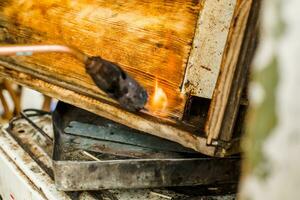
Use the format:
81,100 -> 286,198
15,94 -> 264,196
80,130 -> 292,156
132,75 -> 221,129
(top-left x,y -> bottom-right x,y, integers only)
0,44 -> 88,63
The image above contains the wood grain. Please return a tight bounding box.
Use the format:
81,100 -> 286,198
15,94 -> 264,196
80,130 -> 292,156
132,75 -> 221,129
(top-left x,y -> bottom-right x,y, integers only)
0,1 -> 256,155
0,0 -> 203,119
0,61 -> 217,156
218,0 -> 260,143
205,0 -> 254,144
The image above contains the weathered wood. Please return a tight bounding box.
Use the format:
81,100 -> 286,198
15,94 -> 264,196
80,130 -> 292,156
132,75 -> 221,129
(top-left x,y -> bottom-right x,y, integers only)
182,0 -> 236,99
0,61 -> 217,156
0,1 -> 256,155
0,0 -> 243,119
218,1 -> 260,142
0,0 -> 205,119
205,0 -> 254,144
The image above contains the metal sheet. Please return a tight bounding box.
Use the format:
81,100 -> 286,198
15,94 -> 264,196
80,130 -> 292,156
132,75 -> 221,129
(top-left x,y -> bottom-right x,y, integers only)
52,102 -> 240,190
62,133 -> 187,159
53,157 -> 240,191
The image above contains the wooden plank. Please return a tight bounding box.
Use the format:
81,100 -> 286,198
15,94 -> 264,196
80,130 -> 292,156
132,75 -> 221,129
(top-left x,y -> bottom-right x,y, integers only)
218,1 -> 260,143
0,0 -> 204,119
182,0 -> 237,99
205,0 -> 254,144
0,1 -> 253,155
0,61 -> 217,156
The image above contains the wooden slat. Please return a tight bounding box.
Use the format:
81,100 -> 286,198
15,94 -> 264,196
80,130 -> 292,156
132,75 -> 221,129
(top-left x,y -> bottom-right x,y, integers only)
182,0 -> 237,99
205,0 -> 254,144
217,1 -> 260,143
0,1 -> 256,155
0,62 -> 217,156
0,0 -> 203,119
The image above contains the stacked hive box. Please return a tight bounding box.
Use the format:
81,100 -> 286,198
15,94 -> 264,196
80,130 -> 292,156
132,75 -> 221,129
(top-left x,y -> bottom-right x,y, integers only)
0,0 -> 259,156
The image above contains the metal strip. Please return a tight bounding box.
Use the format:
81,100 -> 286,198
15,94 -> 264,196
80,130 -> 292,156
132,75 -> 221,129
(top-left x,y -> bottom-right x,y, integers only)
53,157 -> 240,190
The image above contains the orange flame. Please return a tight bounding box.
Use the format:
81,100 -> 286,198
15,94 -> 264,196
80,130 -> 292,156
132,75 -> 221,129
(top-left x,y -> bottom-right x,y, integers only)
148,79 -> 168,116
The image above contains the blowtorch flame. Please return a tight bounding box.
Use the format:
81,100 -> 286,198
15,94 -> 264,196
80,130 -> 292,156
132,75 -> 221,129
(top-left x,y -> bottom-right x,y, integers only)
149,79 -> 168,116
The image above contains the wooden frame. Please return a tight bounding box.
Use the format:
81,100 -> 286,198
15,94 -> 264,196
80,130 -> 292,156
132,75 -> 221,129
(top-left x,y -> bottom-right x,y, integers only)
182,0 -> 236,99
0,0 -> 259,156
205,0 -> 260,148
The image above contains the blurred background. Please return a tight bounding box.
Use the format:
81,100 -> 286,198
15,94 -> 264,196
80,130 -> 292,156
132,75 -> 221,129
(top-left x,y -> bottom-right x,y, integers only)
0,80 -> 56,122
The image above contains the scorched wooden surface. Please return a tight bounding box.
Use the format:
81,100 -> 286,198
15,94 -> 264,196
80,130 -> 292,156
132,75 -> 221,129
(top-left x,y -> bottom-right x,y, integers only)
0,0 -> 205,119
0,0 -> 255,156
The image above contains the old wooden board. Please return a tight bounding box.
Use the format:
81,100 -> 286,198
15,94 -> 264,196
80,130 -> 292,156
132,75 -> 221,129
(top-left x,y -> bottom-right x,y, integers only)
0,63 -> 217,156
182,0 -> 237,99
0,0 -> 241,118
0,0 -> 206,119
0,0 -> 254,155
205,0 -> 257,144
216,1 -> 260,144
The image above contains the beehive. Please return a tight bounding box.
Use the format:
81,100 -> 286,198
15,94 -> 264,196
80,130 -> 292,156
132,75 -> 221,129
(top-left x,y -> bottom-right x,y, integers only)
0,0 -> 259,156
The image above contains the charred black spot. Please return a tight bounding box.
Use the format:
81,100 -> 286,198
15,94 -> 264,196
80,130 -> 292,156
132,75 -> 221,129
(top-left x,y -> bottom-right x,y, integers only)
85,56 -> 148,112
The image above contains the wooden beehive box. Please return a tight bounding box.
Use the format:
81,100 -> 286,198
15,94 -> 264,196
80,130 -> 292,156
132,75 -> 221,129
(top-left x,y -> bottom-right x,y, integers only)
0,0 -> 259,156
